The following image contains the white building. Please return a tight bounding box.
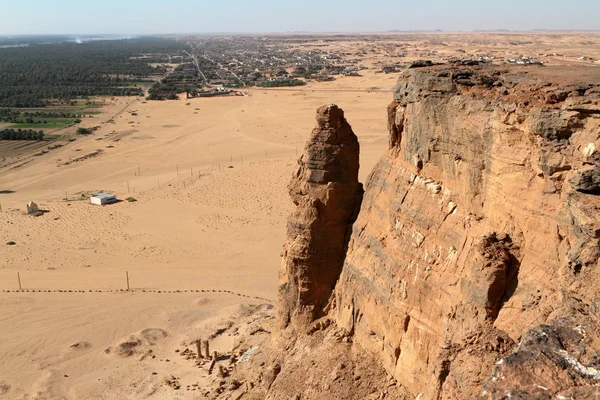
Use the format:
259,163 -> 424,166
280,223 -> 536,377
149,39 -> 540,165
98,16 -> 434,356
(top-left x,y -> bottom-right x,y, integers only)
27,201 -> 39,214
91,193 -> 117,206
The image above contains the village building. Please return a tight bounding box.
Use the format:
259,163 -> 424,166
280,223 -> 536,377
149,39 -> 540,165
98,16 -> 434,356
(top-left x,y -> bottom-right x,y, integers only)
26,201 -> 38,214
91,193 -> 117,206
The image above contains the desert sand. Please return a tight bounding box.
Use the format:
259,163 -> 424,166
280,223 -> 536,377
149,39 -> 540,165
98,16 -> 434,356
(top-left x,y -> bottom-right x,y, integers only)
0,70 -> 394,399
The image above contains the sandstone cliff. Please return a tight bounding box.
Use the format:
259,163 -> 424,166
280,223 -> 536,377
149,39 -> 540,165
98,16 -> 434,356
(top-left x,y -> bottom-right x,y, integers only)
265,65 -> 600,399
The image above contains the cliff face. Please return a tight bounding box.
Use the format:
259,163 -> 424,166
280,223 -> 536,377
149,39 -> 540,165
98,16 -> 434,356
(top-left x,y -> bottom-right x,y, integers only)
332,65 -> 600,398
269,65 -> 599,400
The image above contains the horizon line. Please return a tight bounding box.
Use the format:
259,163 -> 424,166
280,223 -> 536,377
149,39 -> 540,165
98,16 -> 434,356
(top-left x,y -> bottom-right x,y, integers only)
2,29 -> 600,37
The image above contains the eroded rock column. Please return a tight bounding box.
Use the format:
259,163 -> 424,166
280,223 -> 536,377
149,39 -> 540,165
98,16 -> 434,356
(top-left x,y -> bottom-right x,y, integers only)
278,104 -> 364,330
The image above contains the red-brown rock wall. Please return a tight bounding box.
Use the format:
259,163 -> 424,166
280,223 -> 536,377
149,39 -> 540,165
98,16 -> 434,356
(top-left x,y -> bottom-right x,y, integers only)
333,65 -> 600,398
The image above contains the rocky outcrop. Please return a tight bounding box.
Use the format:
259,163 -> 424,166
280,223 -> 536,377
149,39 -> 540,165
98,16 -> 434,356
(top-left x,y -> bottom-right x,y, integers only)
278,104 -> 364,330
269,65 -> 600,399
239,325 -> 413,400
483,310 -> 600,399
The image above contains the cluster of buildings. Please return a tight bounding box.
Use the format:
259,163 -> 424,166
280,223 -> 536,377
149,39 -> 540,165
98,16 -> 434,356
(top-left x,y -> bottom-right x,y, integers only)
182,36 -> 371,87
506,56 -> 544,65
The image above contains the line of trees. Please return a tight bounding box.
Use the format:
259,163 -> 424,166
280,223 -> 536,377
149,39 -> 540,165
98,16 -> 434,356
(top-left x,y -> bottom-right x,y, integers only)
256,79 -> 306,87
0,108 -> 86,122
0,128 -> 44,140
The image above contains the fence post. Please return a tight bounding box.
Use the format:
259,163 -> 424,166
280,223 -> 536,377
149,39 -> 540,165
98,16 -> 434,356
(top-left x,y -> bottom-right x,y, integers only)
196,339 -> 203,359
17,272 -> 22,291
126,271 -> 130,291
204,341 -> 210,360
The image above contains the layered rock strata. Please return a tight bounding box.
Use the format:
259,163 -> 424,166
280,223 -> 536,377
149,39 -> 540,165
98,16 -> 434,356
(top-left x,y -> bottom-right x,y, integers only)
278,104 -> 364,330
271,65 -> 600,399
334,65 -> 600,398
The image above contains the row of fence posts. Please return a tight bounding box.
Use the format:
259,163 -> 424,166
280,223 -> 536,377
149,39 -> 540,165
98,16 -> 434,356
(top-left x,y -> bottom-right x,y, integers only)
142,146 -> 300,189
0,146 -> 299,212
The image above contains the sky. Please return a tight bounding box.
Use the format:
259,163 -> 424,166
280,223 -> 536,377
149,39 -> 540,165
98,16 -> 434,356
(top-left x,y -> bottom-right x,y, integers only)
0,0 -> 598,35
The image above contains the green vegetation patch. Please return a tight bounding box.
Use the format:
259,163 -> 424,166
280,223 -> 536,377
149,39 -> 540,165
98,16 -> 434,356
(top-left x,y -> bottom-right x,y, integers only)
43,134 -> 67,140
9,118 -> 79,129
0,37 -> 190,108
76,127 -> 93,135
0,128 -> 44,140
0,106 -> 99,131
256,79 -> 306,88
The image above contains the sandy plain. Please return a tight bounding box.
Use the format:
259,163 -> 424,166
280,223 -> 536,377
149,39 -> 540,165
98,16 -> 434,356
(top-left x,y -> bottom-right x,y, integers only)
0,70 -> 395,399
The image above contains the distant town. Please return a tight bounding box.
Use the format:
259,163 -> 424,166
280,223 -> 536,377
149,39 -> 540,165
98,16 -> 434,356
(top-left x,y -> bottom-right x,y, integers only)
152,33 -> 599,98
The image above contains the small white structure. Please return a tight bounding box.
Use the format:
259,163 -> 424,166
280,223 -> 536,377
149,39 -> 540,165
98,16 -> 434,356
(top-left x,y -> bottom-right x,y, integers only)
26,201 -> 39,214
91,193 -> 117,206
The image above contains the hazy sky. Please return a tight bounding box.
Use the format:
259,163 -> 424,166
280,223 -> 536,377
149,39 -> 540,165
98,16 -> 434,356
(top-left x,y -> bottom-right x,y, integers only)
1,0 -> 598,34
